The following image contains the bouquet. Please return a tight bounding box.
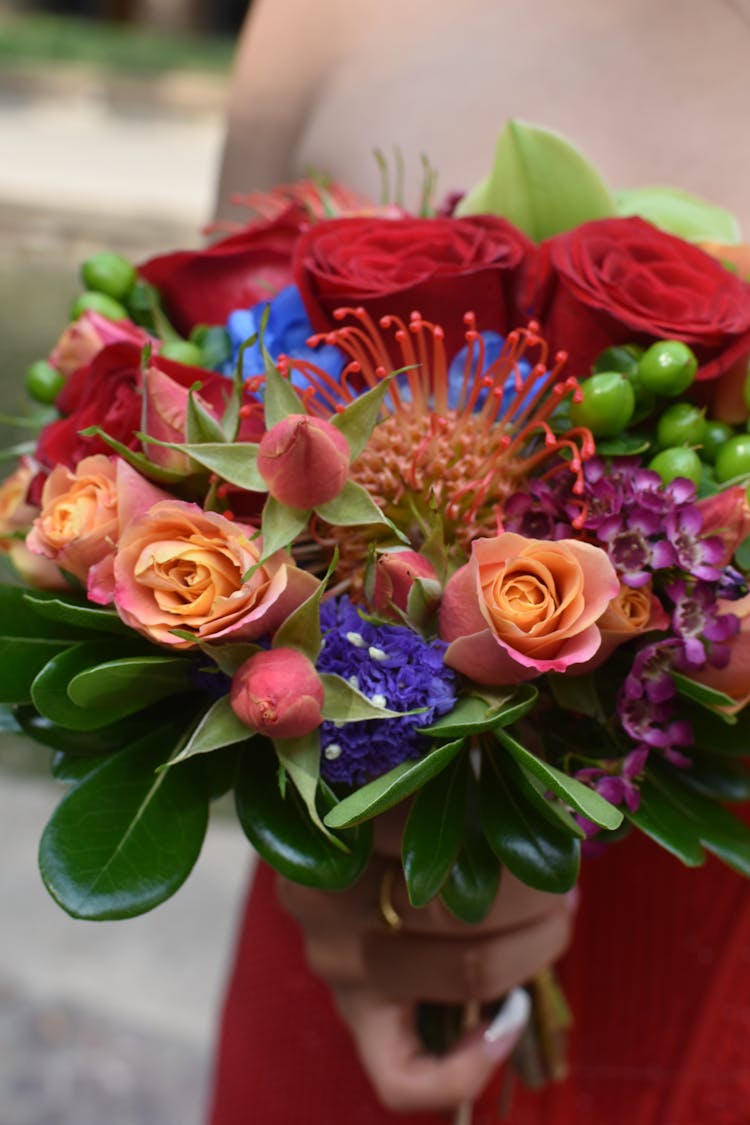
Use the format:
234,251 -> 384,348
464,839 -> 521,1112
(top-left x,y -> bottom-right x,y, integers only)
5,120 -> 750,1100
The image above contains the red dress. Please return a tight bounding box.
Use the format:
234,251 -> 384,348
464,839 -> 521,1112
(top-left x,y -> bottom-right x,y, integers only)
208,829 -> 750,1125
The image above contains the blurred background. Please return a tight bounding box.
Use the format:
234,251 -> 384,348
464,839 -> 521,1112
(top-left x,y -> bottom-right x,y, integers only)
0,2 -> 257,1122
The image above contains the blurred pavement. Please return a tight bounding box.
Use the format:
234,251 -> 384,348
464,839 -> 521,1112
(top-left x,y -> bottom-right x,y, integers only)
0,60 -> 260,1125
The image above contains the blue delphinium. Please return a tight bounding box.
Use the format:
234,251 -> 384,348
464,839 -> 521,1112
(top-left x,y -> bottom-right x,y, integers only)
447,330 -> 547,417
317,597 -> 458,786
223,283 -> 345,387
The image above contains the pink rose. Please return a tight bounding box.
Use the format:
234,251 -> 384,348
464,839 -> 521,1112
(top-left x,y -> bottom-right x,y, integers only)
48,311 -> 153,379
371,549 -> 438,617
113,501 -> 319,648
439,533 -> 620,683
256,415 -> 350,508
230,647 -> 324,739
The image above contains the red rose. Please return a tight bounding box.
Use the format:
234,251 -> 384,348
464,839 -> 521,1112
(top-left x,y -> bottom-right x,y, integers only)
35,342 -> 235,470
529,217 -> 750,381
138,204 -> 306,336
293,215 -> 534,361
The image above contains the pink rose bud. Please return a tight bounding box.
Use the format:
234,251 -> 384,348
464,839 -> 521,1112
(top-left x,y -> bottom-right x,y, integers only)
230,647 -> 325,739
372,549 -> 438,615
256,414 -> 350,509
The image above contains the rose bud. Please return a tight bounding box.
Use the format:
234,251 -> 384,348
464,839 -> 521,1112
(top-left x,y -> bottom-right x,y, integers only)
256,414 -> 350,509
372,549 -> 438,616
230,647 -> 325,739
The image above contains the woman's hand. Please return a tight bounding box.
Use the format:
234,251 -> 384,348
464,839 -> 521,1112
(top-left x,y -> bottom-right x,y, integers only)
277,809 -> 577,1113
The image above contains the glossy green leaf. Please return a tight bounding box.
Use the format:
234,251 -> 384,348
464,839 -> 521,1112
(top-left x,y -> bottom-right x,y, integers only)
332,376 -> 393,461
626,778 -> 705,867
674,755 -> 750,803
263,354 -> 306,428
496,729 -> 623,830
502,751 -> 585,840
235,738 -> 371,889
649,760 -> 750,877
419,685 -> 538,738
440,806 -> 501,925
13,702 -> 153,756
324,738 -> 465,829
259,495 -> 308,558
168,695 -> 253,765
196,642 -> 261,677
320,673 -> 409,723
68,655 -> 193,711
671,671 -> 736,714
456,119 -> 614,240
480,751 -> 580,893
162,440 -> 265,491
39,724 -> 209,919
685,700 -> 749,754
51,750 -> 109,785
615,186 -> 740,244
0,586 -> 86,703
273,569 -> 328,663
31,642 -> 175,730
315,480 -> 407,542
402,754 -> 466,908
595,434 -> 652,457
24,593 -> 131,636
274,730 -> 342,846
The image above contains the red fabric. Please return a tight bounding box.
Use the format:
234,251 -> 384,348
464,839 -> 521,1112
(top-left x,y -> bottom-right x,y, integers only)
208,830 -> 750,1124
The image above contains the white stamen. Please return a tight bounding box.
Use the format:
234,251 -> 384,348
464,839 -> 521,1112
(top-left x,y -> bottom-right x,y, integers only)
324,743 -> 342,761
370,693 -> 388,709
347,675 -> 360,690
346,631 -> 366,647
368,646 -> 388,662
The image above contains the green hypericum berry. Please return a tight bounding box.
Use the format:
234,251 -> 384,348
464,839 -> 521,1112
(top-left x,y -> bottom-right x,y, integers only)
81,252 -> 137,302
648,446 -> 702,487
592,344 -> 643,377
715,434 -> 750,483
637,341 -> 698,397
159,340 -> 205,366
70,291 -> 129,321
25,360 -> 65,404
656,403 -> 707,449
569,371 -> 635,437
701,420 -> 735,464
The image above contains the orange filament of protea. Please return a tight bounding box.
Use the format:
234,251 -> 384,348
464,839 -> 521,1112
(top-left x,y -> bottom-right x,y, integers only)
276,309 -> 594,555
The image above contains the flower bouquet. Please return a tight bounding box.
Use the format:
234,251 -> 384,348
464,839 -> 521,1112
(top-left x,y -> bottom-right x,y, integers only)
5,120 -> 750,1099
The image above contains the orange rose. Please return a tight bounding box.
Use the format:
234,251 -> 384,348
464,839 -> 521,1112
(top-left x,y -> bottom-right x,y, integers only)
113,501 -> 319,649
581,581 -> 670,671
439,533 -> 620,684
0,460 -> 67,590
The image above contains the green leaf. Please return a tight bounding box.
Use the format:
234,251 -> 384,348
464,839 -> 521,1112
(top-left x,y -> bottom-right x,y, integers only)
186,386 -> 227,445
320,672 -> 409,723
13,703 -> 155,756
31,642 -> 176,730
50,750 -> 108,786
162,440 -> 266,491
274,731 -> 345,847
164,695 -> 253,765
0,585 -> 90,704
496,729 -> 623,830
626,777 -> 705,866
402,754 -> 467,908
418,685 -> 538,738
674,755 -> 750,803
259,495 -> 308,558
595,434 -> 652,457
502,751 -> 586,840
23,593 -> 131,636
456,119 -> 614,241
440,805 -> 501,925
671,671 -> 736,715
315,479 -> 408,542
649,760 -> 750,877
78,427 -> 187,484
235,738 -> 371,889
684,700 -> 749,754
480,750 -> 580,893
331,376 -> 393,461
324,738 -> 465,829
263,353 -> 306,428
273,567 -> 328,663
39,724 -> 209,919
67,655 -> 193,711
196,642 -> 262,677
547,672 -> 604,720
615,186 -> 740,245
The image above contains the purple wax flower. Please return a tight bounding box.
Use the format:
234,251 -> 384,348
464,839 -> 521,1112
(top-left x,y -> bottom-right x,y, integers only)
316,597 -> 457,786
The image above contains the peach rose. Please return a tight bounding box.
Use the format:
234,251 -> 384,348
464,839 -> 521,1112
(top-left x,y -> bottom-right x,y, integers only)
26,455 -> 119,585
113,501 -> 319,648
690,594 -> 750,713
0,460 -> 68,590
439,533 -> 620,684
580,581 -> 670,671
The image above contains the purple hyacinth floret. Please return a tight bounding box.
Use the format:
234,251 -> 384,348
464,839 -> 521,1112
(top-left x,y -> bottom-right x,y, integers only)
316,597 -> 457,786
